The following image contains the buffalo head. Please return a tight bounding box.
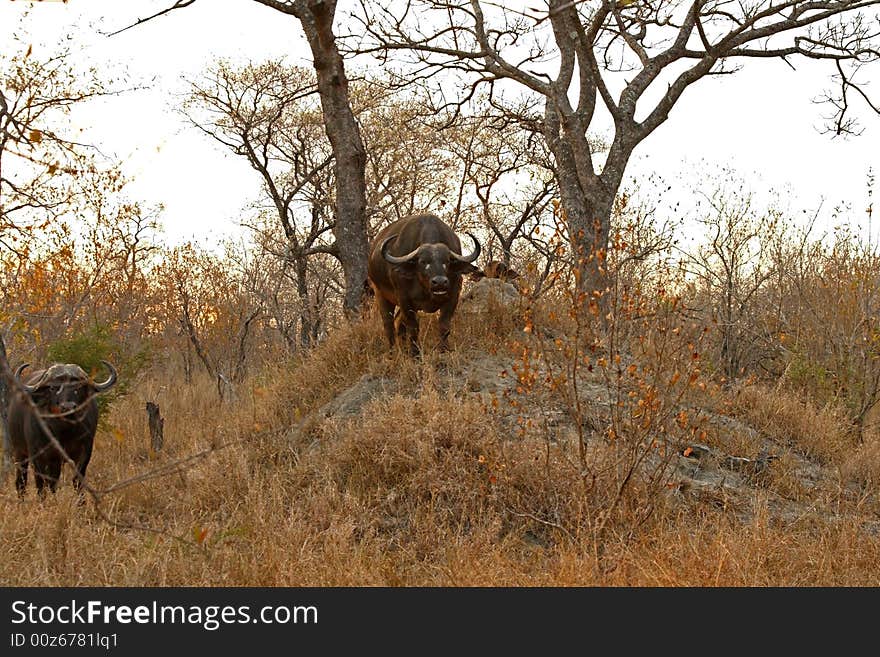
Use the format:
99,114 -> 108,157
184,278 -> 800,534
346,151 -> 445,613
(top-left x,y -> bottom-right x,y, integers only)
471,259 -> 520,283
380,232 -> 481,299
16,361 -> 117,415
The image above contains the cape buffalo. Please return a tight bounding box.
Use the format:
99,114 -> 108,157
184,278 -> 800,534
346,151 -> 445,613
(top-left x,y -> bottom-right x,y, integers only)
7,361 -> 117,497
471,259 -> 520,283
368,213 -> 481,355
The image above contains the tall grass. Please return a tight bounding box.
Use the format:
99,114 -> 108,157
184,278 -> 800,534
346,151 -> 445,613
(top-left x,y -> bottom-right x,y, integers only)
2,304 -> 880,586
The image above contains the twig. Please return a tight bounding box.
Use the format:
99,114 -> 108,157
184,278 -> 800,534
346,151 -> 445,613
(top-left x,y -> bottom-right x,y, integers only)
506,506 -> 576,542
106,1 -> 198,37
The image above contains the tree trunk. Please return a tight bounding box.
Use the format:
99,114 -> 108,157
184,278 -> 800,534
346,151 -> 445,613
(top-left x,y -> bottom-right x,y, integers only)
559,181 -> 614,299
542,95 -> 622,302
293,0 -> 369,319
233,308 -> 260,382
182,342 -> 193,384
146,401 -> 164,452
295,256 -> 313,349
545,144 -> 616,301
179,313 -> 215,380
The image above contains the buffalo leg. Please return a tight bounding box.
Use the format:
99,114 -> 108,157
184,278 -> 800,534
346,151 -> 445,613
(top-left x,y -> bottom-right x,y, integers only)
438,306 -> 455,352
399,307 -> 420,356
71,443 -> 92,504
13,454 -> 28,496
377,295 -> 397,349
34,456 -> 62,497
394,308 -> 406,341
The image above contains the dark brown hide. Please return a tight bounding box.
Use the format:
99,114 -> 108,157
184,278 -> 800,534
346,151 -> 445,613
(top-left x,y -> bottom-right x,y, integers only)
7,361 -> 116,497
367,214 -> 480,355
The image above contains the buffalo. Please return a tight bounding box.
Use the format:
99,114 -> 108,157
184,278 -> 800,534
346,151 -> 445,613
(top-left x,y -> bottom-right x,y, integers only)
367,213 -> 481,355
471,259 -> 520,283
7,361 -> 117,497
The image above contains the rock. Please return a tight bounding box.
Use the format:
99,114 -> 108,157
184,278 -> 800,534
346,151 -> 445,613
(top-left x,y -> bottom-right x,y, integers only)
286,375 -> 397,447
681,442 -> 713,459
460,278 -> 521,314
314,374 -> 397,420
453,354 -> 518,394
675,440 -> 779,490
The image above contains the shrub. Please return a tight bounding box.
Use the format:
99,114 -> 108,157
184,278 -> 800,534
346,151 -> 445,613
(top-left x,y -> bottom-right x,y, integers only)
46,323 -> 149,414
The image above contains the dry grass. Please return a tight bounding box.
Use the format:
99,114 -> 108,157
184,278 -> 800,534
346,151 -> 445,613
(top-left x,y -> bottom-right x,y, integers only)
726,383 -> 853,465
3,308 -> 880,586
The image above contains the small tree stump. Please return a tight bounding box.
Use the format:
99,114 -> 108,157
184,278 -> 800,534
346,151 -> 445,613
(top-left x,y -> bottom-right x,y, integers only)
146,401 -> 164,452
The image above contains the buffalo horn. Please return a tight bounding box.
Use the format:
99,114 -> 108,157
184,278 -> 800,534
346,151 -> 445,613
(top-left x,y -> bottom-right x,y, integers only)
15,363 -> 42,393
381,235 -> 421,265
451,232 -> 481,263
93,360 -> 118,392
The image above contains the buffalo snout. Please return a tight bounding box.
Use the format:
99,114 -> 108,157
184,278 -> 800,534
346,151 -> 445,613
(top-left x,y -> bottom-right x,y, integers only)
430,275 -> 450,294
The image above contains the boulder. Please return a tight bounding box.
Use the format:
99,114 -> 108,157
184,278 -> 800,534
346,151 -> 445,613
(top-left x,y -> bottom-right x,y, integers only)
460,277 -> 521,314
286,374 -> 398,448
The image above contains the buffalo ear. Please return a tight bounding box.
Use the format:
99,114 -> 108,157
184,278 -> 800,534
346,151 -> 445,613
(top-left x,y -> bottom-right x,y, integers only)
28,385 -> 49,402
469,269 -> 487,281
452,261 -> 480,275
391,261 -> 418,278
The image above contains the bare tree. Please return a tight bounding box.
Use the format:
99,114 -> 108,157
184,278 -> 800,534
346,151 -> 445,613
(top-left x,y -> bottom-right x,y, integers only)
175,276 -> 216,380
101,203 -> 164,354
678,187 -> 782,379
1,37 -> 114,254
119,0 -> 370,318
227,213 -> 337,352
445,109 -> 558,266
183,60 -> 335,348
354,82 -> 453,224
351,0 -> 880,298
272,0 -> 370,318
160,242 -> 263,392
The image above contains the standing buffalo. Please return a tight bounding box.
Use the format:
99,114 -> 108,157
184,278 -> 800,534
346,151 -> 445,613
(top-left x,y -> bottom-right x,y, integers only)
7,361 -> 117,497
368,213 -> 481,355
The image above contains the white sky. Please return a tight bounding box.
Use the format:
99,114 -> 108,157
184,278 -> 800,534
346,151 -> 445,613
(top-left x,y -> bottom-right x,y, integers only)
1,0 -> 878,247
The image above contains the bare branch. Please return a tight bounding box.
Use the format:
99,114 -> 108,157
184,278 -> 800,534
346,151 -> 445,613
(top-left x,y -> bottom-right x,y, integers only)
106,0 -> 198,37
